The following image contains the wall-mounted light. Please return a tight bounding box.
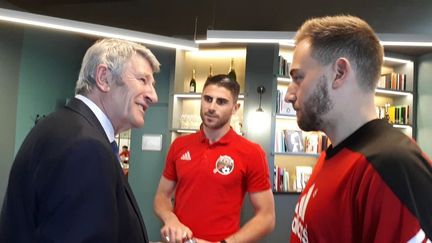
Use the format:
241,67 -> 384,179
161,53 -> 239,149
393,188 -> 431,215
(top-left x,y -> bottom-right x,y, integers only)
248,85 -> 269,136
256,85 -> 265,112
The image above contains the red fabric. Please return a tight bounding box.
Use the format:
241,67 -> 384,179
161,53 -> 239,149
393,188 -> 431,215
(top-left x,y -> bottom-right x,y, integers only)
163,128 -> 270,241
290,148 -> 426,243
119,150 -> 130,159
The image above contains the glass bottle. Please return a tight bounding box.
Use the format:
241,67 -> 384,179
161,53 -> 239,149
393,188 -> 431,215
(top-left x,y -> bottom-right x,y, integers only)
208,64 -> 213,79
227,58 -> 236,82
189,69 -> 196,93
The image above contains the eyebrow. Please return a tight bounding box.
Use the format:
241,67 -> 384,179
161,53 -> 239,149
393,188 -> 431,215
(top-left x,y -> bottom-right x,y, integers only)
203,95 -> 229,103
216,97 -> 229,103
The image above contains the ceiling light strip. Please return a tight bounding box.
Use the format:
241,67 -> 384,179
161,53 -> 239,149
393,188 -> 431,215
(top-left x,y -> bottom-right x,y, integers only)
204,30 -> 432,47
204,30 -> 295,45
380,41 -> 432,47
378,33 -> 432,47
0,8 -> 198,51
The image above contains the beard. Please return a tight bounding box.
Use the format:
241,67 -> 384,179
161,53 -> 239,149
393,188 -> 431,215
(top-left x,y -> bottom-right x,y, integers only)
200,109 -> 231,130
297,75 -> 334,131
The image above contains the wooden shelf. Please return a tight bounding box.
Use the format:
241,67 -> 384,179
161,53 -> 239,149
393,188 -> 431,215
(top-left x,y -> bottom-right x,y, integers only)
275,114 -> 296,119
375,88 -> 413,97
170,128 -> 198,133
276,75 -> 292,83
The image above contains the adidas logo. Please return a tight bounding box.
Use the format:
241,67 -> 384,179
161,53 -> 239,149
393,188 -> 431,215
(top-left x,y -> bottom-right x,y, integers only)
181,151 -> 191,161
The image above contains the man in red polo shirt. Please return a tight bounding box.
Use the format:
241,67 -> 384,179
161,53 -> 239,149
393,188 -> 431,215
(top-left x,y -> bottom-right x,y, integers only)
154,74 -> 275,243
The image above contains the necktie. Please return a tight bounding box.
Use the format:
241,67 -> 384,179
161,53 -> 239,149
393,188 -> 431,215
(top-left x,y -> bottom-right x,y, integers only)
110,141 -> 120,161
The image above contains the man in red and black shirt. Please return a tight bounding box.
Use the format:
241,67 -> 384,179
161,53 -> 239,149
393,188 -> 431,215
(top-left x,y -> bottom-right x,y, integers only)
154,74 -> 275,243
286,15 -> 432,242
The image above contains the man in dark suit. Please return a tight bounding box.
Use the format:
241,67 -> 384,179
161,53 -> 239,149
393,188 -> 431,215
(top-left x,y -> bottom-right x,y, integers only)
0,38 -> 160,243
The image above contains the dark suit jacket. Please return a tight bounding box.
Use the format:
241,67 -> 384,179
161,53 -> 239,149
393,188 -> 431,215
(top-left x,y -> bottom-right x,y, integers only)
0,98 -> 149,243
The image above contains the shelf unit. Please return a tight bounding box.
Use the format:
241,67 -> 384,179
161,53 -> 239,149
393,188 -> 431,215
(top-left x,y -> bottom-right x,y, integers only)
169,47 -> 247,142
374,54 -> 415,137
272,47 -> 324,193
171,93 -> 244,136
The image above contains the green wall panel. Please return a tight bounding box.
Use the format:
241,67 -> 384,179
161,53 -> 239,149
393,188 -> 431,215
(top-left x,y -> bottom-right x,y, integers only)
14,29 -> 91,153
0,24 -> 23,207
417,54 -> 432,157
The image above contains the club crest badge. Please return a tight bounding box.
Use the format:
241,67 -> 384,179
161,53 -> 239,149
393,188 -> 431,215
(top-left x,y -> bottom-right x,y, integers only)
213,155 -> 234,175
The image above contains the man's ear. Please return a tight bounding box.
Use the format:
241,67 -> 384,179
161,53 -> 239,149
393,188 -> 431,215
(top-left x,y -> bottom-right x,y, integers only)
232,102 -> 241,114
332,58 -> 350,89
94,64 -> 110,92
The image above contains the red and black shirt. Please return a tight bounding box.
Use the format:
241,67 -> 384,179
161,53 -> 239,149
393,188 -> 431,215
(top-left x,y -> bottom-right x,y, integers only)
290,119 -> 432,243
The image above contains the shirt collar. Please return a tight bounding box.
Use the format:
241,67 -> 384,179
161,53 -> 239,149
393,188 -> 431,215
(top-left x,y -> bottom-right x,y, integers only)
75,94 -> 116,143
199,126 -> 236,145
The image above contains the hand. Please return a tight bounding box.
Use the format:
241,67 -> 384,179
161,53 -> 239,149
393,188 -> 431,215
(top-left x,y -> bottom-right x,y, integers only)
161,218 -> 192,243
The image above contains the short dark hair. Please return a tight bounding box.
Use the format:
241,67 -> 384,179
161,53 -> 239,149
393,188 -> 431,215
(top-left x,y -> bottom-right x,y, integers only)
122,145 -> 128,149
203,74 -> 240,101
295,15 -> 383,91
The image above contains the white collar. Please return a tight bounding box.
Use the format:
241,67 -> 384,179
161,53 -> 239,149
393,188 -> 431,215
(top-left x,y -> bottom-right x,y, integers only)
75,94 -> 115,143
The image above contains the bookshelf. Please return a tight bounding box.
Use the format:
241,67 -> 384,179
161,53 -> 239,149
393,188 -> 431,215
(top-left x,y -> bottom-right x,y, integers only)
272,47 -> 325,193
169,47 -> 247,142
375,54 -> 415,137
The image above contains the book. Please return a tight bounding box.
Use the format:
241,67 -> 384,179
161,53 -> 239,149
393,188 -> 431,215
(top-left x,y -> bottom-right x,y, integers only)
283,169 -> 289,192
379,72 -> 407,91
376,105 -> 386,119
296,166 -> 313,192
283,130 -> 304,152
277,88 -> 296,115
279,167 -> 284,192
388,106 -> 396,124
319,134 -> 331,152
278,55 -> 290,76
273,166 -> 291,192
281,101 -> 296,116
377,75 -> 387,89
304,132 -> 319,154
273,166 -> 278,191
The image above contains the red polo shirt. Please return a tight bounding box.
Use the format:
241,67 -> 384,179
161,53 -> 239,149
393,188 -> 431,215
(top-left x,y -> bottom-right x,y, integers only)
163,127 -> 271,241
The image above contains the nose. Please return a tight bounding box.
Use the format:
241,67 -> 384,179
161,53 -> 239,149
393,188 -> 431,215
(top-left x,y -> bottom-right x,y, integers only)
208,100 -> 216,111
285,82 -> 298,104
146,80 -> 158,104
